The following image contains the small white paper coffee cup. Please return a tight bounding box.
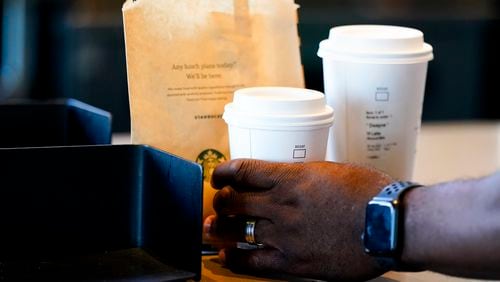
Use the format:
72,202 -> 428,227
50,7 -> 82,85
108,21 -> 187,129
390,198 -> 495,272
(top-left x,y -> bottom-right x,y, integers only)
223,87 -> 334,162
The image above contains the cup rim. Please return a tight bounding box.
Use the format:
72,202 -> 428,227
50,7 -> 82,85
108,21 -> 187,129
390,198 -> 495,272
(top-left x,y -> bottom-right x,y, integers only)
223,105 -> 335,130
223,86 -> 334,130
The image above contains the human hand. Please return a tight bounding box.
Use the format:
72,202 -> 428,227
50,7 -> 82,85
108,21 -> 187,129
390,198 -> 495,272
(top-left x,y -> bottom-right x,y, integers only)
203,159 -> 394,281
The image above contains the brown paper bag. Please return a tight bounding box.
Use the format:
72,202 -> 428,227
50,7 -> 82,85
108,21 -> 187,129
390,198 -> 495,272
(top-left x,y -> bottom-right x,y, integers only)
122,0 -> 304,220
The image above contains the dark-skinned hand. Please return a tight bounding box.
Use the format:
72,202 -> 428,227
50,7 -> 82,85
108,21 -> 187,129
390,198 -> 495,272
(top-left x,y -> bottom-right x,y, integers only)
203,159 -> 395,281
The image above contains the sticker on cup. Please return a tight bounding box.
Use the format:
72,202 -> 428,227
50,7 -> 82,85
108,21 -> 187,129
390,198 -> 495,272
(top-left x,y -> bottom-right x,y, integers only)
223,87 -> 334,163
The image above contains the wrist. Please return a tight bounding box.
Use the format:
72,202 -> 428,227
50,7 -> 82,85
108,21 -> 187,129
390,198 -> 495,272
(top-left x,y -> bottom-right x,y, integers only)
400,185 -> 428,270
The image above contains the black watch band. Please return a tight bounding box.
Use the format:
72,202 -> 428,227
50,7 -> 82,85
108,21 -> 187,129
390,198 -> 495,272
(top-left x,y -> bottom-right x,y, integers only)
374,181 -> 420,202
363,181 -> 423,272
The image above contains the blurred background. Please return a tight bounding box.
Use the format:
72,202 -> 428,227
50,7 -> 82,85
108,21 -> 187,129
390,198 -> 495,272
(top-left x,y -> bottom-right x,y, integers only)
0,0 -> 499,132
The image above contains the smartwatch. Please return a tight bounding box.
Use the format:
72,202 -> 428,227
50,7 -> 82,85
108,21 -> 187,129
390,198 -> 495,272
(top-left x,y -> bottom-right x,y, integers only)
363,181 -> 422,270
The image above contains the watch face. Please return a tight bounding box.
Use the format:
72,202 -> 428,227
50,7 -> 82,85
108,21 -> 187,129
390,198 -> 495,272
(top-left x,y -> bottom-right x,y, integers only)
364,201 -> 397,255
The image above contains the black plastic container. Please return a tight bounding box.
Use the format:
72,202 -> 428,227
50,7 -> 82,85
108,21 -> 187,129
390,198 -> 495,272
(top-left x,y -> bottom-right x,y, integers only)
0,99 -> 112,148
0,145 -> 202,281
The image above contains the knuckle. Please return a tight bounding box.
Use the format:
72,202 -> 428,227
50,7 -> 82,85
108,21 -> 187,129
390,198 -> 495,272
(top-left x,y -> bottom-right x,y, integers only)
247,253 -> 266,269
254,219 -> 271,243
274,162 -> 305,185
230,159 -> 257,183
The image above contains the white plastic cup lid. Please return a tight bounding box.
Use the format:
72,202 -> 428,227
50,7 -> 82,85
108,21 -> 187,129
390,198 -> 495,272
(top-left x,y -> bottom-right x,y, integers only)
317,25 -> 434,64
223,87 -> 334,130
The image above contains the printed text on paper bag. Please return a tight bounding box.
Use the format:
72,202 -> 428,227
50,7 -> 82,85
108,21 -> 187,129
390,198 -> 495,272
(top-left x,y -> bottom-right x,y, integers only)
172,62 -> 238,80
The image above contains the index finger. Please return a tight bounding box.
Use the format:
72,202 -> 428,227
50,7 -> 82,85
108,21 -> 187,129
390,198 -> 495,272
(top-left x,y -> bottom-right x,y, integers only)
211,159 -> 302,192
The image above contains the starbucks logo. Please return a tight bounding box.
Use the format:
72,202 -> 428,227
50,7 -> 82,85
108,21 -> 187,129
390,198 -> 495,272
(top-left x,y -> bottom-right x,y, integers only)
196,149 -> 227,182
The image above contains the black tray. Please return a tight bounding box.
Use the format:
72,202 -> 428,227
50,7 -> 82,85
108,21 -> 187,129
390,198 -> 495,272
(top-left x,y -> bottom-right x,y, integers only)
0,145 -> 202,281
0,99 -> 112,148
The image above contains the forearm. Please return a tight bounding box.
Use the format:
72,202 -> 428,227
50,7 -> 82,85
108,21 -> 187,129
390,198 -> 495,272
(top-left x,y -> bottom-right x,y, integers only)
401,172 -> 500,279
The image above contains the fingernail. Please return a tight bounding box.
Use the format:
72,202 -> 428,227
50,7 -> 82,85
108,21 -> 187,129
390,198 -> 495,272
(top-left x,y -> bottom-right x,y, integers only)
218,249 -> 226,264
203,215 -> 215,237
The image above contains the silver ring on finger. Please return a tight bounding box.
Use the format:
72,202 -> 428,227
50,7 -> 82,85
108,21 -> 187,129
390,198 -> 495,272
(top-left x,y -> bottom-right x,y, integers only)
244,219 -> 263,246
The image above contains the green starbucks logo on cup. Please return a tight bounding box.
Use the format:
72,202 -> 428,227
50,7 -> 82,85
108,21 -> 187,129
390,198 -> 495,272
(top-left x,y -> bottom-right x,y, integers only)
196,149 -> 227,182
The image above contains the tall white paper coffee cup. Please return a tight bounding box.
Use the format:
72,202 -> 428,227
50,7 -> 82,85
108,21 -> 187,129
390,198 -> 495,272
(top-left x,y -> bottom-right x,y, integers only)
223,87 -> 334,162
318,25 -> 434,180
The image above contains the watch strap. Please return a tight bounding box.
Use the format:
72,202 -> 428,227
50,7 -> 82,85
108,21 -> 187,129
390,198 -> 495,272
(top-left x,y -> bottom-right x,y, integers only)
373,181 -> 421,202
370,181 -> 423,272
